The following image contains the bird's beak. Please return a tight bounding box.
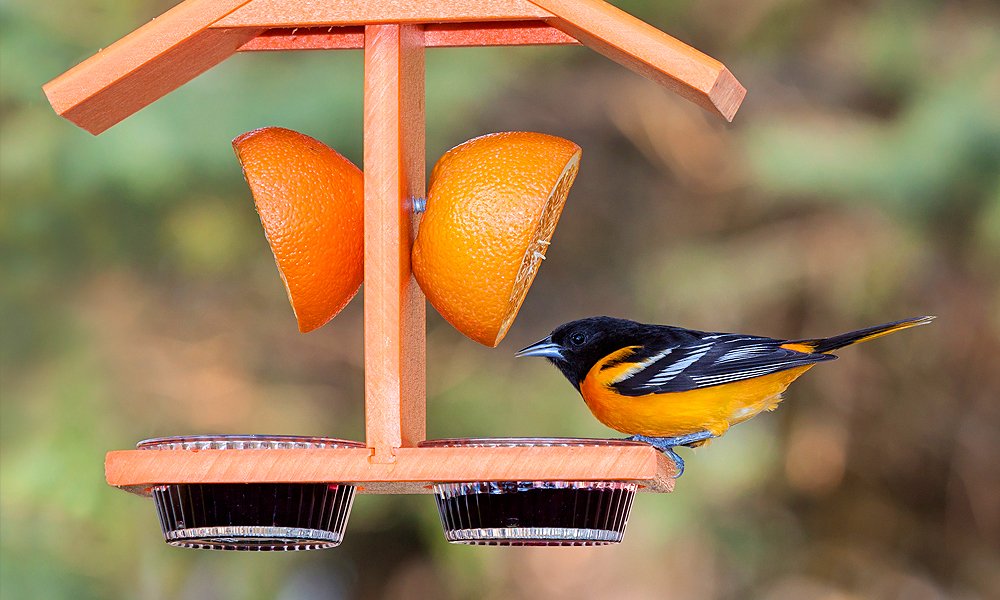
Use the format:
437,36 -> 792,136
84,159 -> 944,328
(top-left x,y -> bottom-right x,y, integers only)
515,336 -> 563,359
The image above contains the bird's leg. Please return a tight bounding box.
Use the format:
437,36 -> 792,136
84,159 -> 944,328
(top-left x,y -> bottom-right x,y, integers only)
627,431 -> 715,448
625,431 -> 715,477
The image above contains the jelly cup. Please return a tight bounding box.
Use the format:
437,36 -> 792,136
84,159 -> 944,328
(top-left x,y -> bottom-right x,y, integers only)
420,438 -> 639,546
138,435 -> 363,551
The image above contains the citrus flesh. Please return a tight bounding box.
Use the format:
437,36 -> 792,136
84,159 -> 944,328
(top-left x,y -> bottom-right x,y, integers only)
412,132 -> 582,347
233,127 -> 364,333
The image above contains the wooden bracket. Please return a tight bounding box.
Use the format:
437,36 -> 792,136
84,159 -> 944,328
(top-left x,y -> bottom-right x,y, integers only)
526,0 -> 744,121
41,0 -> 261,134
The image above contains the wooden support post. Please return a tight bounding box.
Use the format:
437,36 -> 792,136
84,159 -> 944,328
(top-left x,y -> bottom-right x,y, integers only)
363,24 -> 427,463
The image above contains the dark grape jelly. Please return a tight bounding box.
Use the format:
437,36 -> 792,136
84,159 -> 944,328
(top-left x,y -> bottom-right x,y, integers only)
422,438 -> 639,546
138,435 -> 363,551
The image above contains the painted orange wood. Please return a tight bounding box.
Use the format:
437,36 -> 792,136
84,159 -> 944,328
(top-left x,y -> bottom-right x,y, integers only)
241,26 -> 365,50
43,0 -> 743,133
526,0 -> 746,121
424,20 -> 576,47
46,0 -> 729,496
42,0 -> 261,134
363,24 -> 427,463
105,445 -> 676,494
214,0 -> 551,28
238,21 -> 578,51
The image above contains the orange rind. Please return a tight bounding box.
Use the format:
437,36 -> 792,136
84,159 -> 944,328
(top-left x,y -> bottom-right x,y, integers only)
233,127 -> 364,333
413,132 -> 581,346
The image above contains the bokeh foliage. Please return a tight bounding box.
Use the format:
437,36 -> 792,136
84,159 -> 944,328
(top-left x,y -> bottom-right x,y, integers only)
2,0 -> 999,598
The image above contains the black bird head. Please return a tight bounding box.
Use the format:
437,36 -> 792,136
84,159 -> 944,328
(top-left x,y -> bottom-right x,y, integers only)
515,316 -> 649,389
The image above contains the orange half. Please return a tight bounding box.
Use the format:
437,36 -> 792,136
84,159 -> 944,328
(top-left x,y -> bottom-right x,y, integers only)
413,132 -> 581,346
233,127 -> 364,333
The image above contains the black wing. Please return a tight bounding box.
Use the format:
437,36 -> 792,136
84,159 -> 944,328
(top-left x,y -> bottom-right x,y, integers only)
608,334 -> 836,396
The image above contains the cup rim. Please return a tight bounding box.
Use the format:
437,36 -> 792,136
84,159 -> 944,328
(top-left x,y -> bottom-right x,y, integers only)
137,434 -> 365,450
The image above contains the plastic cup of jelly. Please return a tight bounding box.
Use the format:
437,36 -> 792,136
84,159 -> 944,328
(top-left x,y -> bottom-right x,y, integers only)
137,435 -> 364,551
420,438 -> 639,546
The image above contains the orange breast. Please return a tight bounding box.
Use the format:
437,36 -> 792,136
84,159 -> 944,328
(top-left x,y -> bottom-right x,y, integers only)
580,360 -> 815,438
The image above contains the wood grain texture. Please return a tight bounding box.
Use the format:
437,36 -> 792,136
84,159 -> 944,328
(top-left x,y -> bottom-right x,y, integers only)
42,0 -> 260,134
238,21 -> 578,51
215,0 -> 552,28
106,445 -> 676,494
424,20 -> 576,47
526,0 -> 745,121
363,24 -> 427,463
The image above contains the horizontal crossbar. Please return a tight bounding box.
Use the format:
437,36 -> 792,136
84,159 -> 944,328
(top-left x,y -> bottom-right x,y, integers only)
107,444 -> 676,495
239,21 -> 579,50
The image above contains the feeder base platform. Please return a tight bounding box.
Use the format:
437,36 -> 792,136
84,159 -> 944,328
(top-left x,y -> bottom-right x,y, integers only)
107,443 -> 677,495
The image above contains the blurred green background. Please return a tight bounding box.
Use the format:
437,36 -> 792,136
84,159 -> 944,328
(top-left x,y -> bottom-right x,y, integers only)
2,0 -> 999,598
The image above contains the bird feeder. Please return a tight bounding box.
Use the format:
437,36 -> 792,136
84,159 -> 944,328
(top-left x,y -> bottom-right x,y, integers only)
44,0 -> 746,548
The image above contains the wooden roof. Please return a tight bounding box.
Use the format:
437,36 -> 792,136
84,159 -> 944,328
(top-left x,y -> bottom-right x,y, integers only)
44,0 -> 745,134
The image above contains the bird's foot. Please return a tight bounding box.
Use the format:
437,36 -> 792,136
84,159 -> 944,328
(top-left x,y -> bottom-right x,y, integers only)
625,431 -> 715,478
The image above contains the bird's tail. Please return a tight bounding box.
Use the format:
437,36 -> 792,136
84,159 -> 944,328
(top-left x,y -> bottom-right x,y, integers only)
785,316 -> 935,354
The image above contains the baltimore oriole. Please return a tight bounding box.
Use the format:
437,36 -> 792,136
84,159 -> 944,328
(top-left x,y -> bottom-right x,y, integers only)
516,315 -> 934,475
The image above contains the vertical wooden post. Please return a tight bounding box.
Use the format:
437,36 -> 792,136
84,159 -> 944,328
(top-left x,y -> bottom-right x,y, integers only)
363,24 -> 427,463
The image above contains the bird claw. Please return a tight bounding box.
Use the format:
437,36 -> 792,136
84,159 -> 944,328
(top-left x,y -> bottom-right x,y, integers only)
624,431 -> 715,478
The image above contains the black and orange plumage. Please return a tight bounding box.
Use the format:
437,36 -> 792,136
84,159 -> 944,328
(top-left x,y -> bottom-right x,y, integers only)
517,316 -> 934,475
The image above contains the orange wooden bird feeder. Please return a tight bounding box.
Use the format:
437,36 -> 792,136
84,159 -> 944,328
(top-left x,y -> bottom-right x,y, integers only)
44,0 -> 746,547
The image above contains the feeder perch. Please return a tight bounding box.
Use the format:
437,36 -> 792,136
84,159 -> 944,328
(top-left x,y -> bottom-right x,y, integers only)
44,0 -> 746,547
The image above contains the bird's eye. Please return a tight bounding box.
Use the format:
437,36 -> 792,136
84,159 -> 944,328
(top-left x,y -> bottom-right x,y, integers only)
570,332 -> 587,346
